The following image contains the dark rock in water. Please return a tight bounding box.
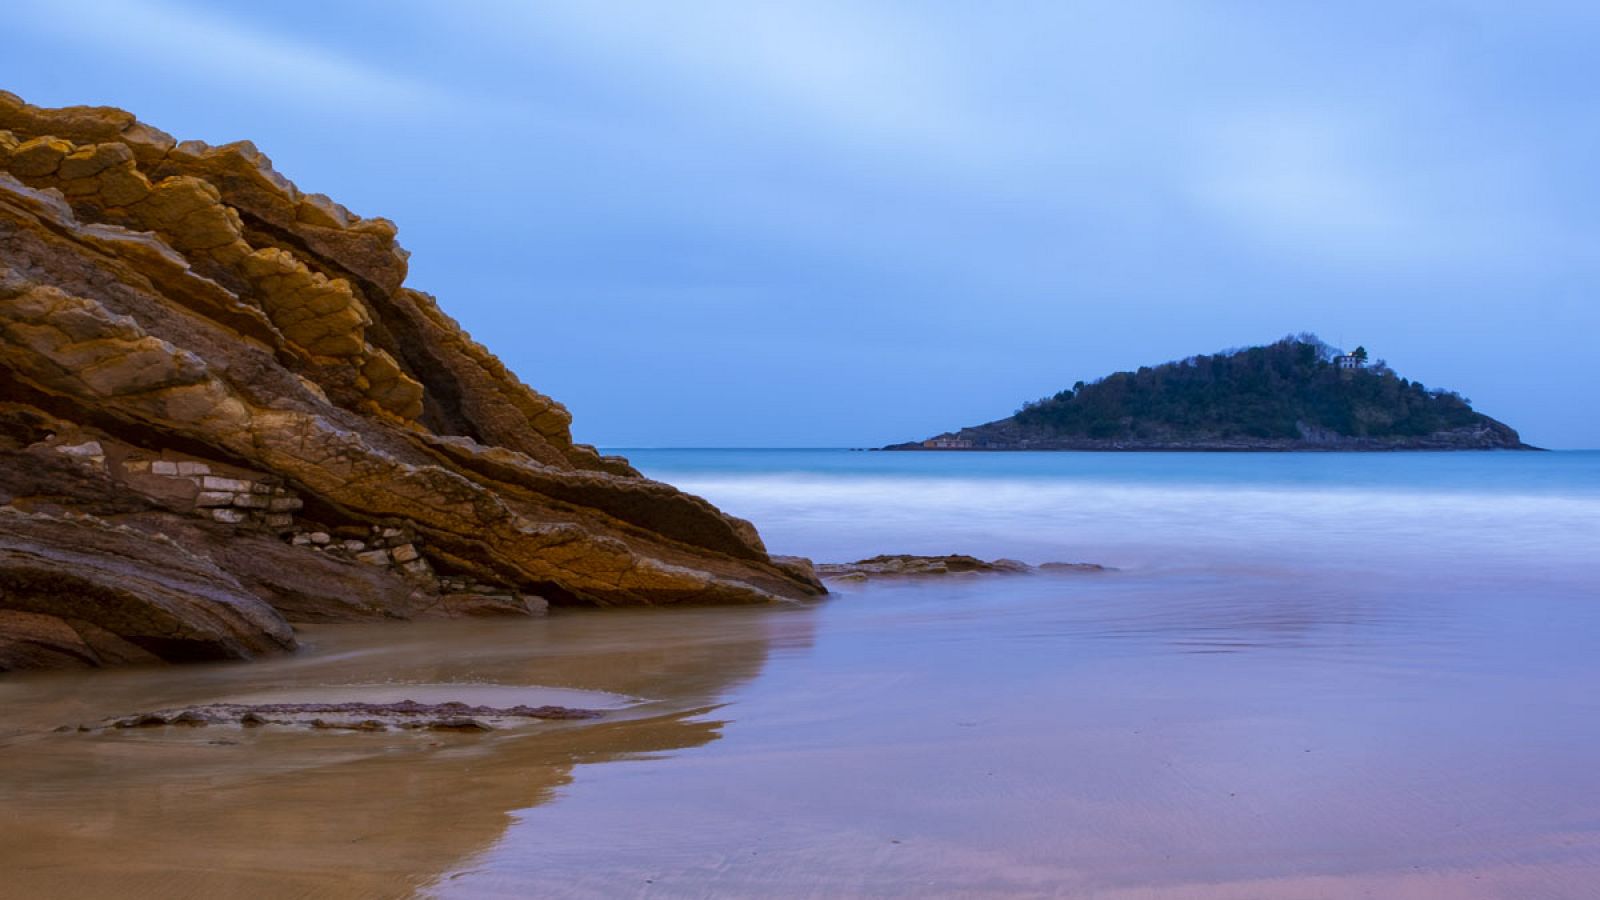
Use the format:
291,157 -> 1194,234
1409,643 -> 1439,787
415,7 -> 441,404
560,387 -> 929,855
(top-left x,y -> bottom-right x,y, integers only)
0,92 -> 825,672
510,704 -> 607,720
85,698 -> 603,736
817,555 -> 1032,579
429,717 -> 493,733
1038,562 -> 1110,573
818,555 -> 1106,581
306,717 -> 388,732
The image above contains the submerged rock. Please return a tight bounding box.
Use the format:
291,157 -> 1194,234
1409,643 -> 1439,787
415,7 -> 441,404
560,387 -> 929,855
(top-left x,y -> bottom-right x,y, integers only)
0,93 -> 824,670
81,699 -> 601,735
1038,562 -> 1108,573
818,554 -> 1108,581
429,717 -> 493,733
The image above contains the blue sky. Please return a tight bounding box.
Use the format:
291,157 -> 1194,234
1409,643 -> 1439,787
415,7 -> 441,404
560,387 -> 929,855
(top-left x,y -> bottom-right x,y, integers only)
8,1 -> 1598,447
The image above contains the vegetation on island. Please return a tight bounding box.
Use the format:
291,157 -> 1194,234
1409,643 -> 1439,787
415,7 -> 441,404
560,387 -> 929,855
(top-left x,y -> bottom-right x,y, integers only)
1009,335 -> 1481,441
888,334 -> 1528,450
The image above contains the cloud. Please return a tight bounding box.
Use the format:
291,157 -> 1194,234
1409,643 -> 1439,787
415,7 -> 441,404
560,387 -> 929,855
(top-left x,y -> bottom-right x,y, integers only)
1187,111 -> 1418,259
1182,106 -> 1592,273
478,2 -> 1594,281
492,1 -> 1035,173
10,0 -> 456,115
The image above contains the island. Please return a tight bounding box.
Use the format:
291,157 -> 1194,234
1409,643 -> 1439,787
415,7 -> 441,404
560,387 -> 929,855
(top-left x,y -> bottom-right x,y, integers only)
885,335 -> 1532,451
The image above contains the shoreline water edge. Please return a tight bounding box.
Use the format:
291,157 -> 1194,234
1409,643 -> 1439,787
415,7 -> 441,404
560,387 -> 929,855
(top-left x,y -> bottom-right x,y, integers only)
3,449 -> 1597,896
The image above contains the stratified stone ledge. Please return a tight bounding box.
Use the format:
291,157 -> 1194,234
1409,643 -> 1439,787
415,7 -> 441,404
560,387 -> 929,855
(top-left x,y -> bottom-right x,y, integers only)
1,93 -> 825,670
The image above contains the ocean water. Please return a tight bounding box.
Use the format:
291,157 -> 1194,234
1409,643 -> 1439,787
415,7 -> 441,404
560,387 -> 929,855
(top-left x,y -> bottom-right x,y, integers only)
625,448 -> 1600,579
1,450 -> 1597,898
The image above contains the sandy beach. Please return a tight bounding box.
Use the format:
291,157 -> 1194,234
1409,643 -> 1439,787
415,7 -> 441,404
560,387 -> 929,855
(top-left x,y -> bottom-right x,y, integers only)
5,446 -> 1599,900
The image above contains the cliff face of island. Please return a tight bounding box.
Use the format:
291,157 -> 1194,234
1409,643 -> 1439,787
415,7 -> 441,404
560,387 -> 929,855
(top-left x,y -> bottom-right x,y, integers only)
0,93 -> 822,671
888,336 -> 1530,452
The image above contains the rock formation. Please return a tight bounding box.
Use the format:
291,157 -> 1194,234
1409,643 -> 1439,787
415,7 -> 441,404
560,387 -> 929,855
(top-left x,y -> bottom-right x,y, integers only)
85,698 -> 605,734
817,554 -> 1107,581
0,93 -> 823,670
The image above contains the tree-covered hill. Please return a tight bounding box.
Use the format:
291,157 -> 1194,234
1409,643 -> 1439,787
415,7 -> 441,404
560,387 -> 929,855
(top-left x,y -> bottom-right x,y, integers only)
888,335 -> 1529,450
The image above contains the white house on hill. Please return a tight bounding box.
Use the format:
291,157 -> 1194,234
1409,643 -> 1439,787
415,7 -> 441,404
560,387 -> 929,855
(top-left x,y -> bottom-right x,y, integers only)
1335,349 -> 1368,370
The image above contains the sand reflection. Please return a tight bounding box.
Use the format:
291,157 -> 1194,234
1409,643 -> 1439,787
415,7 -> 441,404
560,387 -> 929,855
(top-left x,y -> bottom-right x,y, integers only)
0,606 -> 816,899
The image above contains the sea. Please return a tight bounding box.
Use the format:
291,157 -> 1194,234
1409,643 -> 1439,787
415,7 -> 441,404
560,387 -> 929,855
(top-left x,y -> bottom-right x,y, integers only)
1,449 -> 1597,898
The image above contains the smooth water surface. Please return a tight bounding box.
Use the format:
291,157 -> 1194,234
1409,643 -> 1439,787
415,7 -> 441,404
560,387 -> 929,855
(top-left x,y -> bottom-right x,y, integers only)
626,448 -> 1600,576
1,450 -> 1597,898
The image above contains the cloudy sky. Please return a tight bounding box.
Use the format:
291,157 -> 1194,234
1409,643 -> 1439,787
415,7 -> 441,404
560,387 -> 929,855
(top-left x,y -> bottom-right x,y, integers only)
8,1 -> 1598,447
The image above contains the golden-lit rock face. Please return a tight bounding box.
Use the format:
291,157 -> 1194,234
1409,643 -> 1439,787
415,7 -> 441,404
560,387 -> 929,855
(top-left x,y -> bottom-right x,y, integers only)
0,92 -> 822,670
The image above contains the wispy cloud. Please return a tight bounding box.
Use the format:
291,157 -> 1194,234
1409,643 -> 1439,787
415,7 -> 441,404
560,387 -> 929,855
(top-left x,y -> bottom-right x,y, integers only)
1184,105 -> 1595,272
475,2 -> 1595,278
1187,110 -> 1425,265
492,1 -> 1036,173
11,0 -> 457,115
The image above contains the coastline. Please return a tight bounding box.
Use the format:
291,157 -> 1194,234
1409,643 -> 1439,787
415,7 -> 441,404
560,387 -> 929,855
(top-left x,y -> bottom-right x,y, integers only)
0,94 -> 823,674
4,450 -> 1597,896
881,442 -> 1545,452
881,426 -> 1539,452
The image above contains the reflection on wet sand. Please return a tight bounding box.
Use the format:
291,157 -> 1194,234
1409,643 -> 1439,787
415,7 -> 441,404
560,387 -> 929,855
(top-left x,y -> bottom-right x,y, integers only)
0,607 -> 817,899
437,572 -> 1600,899
6,555 -> 1600,898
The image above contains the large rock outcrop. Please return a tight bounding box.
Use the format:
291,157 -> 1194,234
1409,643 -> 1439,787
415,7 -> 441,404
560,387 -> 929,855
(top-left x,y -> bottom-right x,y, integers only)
0,93 -> 823,670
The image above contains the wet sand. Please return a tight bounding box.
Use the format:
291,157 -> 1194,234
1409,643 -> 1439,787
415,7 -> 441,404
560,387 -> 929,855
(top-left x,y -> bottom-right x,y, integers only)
0,608 -> 798,898
3,558 -> 1599,898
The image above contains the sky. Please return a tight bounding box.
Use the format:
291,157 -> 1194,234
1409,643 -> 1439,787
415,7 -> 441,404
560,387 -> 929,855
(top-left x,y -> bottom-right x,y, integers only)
7,1 -> 1598,448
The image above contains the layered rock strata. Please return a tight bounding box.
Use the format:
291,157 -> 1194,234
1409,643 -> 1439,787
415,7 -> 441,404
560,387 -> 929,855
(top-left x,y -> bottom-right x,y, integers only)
0,93 -> 823,670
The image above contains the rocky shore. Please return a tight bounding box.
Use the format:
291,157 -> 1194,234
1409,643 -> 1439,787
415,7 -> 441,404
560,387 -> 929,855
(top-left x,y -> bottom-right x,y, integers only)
0,94 -> 823,671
